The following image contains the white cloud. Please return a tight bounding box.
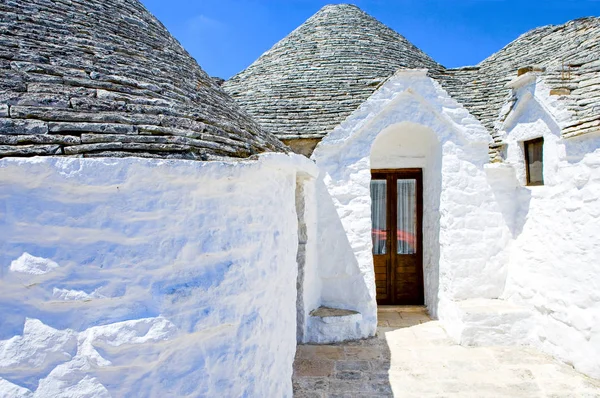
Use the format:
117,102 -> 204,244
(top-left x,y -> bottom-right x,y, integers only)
186,14 -> 226,34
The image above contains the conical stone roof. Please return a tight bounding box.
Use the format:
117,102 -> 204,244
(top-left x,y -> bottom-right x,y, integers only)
0,0 -> 286,160
223,4 -> 444,140
439,16 -> 600,160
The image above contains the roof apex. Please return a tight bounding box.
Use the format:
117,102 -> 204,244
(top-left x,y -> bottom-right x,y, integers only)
223,3 -> 443,139
318,3 -> 360,10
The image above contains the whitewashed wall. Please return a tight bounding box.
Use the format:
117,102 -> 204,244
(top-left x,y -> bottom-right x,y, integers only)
295,175 -> 321,343
0,154 -> 317,397
498,77 -> 600,379
312,70 -> 512,330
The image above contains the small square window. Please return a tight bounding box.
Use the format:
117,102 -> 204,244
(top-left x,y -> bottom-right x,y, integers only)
524,137 -> 544,186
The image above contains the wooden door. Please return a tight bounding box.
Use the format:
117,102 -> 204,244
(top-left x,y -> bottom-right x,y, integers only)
371,169 -> 423,305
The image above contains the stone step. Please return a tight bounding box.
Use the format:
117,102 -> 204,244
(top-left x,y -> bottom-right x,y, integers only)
441,298 -> 534,347
378,305 -> 428,313
305,306 -> 363,344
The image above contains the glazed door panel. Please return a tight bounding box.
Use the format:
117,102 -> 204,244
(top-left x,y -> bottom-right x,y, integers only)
371,179 -> 390,301
371,169 -> 423,305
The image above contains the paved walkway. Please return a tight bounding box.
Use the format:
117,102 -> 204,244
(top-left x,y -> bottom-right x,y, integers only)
293,306 -> 600,397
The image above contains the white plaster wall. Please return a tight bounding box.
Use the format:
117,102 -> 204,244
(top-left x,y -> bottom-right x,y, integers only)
0,154 -> 317,397
312,175 -> 376,339
313,70 -> 512,324
295,175 -> 321,343
499,79 -> 600,378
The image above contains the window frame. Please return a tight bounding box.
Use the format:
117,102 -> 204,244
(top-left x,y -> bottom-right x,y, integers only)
524,137 -> 544,186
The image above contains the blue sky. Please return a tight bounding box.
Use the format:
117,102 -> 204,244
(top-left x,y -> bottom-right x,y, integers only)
140,1 -> 599,79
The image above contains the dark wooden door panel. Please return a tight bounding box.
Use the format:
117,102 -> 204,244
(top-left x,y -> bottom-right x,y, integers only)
371,169 -> 423,305
373,255 -> 390,303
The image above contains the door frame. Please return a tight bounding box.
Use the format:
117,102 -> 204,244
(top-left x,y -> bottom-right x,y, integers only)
371,168 -> 424,305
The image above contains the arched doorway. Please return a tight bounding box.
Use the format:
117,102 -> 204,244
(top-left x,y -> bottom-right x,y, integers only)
370,122 -> 441,307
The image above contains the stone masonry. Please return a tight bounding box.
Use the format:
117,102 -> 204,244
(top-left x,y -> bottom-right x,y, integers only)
223,4 -> 445,141
224,5 -> 600,161
0,0 -> 287,160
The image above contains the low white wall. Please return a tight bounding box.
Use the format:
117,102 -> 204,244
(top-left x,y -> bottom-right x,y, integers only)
313,70 -> 512,325
311,174 -> 375,341
0,154 -> 316,397
295,175 -> 321,343
498,80 -> 600,378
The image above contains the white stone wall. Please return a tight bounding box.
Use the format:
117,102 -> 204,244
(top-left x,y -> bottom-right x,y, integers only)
312,70 -> 512,327
295,175 -> 321,343
498,77 -> 600,378
0,154 -> 317,397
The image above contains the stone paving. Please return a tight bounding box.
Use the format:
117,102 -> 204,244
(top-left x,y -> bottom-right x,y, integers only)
293,306 -> 600,397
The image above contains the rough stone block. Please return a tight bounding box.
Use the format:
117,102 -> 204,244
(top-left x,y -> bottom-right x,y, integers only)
70,97 -> 127,112
0,134 -> 80,146
517,66 -> 546,76
296,345 -> 345,361
27,83 -> 96,97
294,359 -> 335,377
63,142 -> 191,155
10,106 -> 162,125
550,87 -> 571,96
0,144 -> 61,156
334,370 -> 362,380
48,122 -> 136,135
12,93 -> 70,108
0,72 -> 26,92
0,118 -> 48,135
334,361 -> 370,372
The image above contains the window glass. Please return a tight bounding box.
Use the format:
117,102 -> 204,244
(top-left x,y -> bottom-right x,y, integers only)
397,179 -> 417,254
370,180 -> 387,255
525,138 -> 544,186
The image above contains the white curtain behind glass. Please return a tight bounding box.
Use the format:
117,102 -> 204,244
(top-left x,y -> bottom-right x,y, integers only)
527,141 -> 544,184
397,179 -> 416,254
370,180 -> 387,255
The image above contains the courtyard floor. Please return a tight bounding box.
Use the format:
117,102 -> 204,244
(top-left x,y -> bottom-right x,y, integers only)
293,306 -> 600,397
